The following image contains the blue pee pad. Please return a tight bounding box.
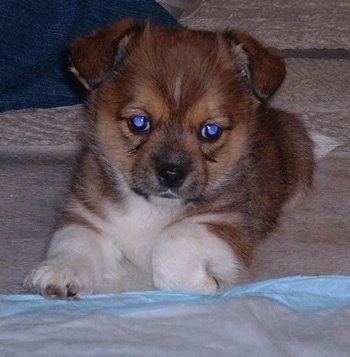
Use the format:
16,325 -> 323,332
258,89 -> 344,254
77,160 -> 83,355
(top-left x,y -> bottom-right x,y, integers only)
1,276 -> 350,318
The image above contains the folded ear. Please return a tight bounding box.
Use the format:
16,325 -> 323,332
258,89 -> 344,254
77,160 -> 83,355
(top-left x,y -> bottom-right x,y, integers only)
69,19 -> 145,90
222,30 -> 286,103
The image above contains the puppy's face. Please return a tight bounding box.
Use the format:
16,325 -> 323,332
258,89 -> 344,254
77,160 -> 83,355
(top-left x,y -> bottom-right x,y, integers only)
69,21 -> 285,201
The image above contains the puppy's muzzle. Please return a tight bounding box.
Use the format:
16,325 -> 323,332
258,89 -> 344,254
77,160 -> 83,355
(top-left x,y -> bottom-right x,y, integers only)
156,163 -> 188,189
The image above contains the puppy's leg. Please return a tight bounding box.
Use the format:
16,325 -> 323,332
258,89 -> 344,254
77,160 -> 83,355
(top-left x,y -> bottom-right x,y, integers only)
24,225 -> 123,299
152,221 -> 243,293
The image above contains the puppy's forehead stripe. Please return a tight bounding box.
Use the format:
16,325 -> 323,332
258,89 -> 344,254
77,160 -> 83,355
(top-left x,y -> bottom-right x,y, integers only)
173,71 -> 184,109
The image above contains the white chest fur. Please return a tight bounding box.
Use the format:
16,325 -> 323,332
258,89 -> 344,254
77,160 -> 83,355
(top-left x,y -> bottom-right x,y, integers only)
99,194 -> 184,270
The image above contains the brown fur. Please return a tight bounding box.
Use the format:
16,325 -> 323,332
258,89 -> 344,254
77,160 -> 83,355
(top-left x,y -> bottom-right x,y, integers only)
68,19 -> 314,269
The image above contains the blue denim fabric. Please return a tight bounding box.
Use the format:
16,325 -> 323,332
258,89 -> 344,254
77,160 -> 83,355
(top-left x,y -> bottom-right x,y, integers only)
0,0 -> 177,112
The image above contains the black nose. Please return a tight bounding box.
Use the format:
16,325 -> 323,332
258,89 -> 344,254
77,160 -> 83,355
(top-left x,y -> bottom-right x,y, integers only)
156,164 -> 188,189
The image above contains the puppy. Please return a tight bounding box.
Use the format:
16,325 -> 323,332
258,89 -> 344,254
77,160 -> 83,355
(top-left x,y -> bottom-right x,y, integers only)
24,20 -> 314,299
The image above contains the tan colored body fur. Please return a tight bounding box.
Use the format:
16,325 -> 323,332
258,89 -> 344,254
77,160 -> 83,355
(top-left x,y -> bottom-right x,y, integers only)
24,20 -> 314,298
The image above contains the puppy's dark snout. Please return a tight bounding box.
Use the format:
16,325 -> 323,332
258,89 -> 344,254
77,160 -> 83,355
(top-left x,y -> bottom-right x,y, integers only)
156,164 -> 188,189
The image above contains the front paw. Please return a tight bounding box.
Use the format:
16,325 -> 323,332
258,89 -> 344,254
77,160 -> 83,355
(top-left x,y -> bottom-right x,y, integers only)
24,264 -> 88,299
152,222 -> 241,294
153,260 -> 219,294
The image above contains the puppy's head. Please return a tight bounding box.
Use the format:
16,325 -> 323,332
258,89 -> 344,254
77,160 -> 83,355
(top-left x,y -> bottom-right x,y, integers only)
69,20 -> 286,201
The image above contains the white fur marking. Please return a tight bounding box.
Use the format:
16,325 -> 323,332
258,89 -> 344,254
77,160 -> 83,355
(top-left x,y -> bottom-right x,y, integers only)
25,189 -> 241,295
152,220 -> 241,293
174,71 -> 184,108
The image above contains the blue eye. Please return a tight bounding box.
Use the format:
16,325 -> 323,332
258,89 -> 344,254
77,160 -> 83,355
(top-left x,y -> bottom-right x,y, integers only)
200,123 -> 223,141
129,115 -> 151,133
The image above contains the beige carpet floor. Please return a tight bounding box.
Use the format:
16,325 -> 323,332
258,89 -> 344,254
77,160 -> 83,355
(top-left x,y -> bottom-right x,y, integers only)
0,0 -> 349,293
